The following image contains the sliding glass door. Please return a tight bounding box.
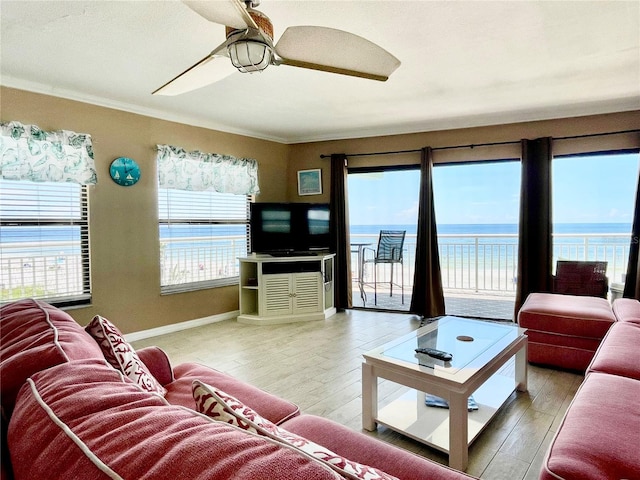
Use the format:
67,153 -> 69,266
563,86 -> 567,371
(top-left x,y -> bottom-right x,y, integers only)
348,167 -> 419,311
348,161 -> 521,318
432,160 -> 521,320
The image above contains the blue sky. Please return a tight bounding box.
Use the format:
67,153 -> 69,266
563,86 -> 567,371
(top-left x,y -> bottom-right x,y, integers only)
348,152 -> 639,226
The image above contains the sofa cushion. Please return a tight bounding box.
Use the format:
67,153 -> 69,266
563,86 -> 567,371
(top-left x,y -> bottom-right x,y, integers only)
524,329 -> 603,352
0,299 -> 103,413
518,293 -> 616,339
612,298 -> 640,324
587,322 -> 640,380
524,329 -> 603,372
8,360 -> 343,480
192,381 -> 399,480
165,362 -> 299,425
525,339 -> 598,372
540,372 -> 640,480
85,315 -> 167,396
282,415 -> 475,480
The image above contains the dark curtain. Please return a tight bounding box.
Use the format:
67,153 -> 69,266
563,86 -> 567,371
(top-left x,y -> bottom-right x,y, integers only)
329,153 -> 352,309
623,169 -> 640,299
514,138 -> 553,318
410,147 -> 445,318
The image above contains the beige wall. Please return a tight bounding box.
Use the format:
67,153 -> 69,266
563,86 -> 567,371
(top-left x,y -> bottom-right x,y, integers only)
2,85 -> 639,333
1,87 -> 288,333
287,111 -> 640,177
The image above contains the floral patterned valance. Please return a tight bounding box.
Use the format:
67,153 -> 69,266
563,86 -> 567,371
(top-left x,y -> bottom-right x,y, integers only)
0,121 -> 97,184
156,144 -> 260,195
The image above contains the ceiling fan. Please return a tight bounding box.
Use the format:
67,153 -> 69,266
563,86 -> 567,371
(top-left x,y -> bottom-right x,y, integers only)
153,0 -> 401,96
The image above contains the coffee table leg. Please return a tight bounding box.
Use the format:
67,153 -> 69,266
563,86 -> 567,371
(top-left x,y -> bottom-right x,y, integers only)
515,341 -> 528,392
448,393 -> 469,471
362,362 -> 377,431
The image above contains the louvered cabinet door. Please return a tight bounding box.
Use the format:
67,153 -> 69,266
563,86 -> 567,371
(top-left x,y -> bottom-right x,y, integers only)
237,254 -> 336,325
262,274 -> 293,316
291,272 -> 322,314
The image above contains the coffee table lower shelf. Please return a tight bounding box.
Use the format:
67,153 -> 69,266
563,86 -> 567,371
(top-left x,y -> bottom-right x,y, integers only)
376,373 -> 515,454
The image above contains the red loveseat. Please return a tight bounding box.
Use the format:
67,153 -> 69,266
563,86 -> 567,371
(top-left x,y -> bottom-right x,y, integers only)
0,298 -> 474,480
535,298 -> 640,480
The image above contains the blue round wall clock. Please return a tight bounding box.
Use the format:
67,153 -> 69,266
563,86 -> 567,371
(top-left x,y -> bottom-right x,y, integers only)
110,157 -> 141,186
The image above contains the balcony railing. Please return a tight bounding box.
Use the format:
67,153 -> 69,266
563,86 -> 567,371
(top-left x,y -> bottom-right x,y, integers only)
351,232 -> 631,295
0,241 -> 85,301
1,232 -> 632,303
159,236 -> 247,288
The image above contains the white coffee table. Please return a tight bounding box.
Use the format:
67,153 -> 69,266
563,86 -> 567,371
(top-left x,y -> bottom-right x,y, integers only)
362,316 -> 528,471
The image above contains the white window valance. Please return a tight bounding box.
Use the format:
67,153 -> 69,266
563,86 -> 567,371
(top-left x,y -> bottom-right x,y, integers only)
0,121 -> 97,185
156,144 -> 260,195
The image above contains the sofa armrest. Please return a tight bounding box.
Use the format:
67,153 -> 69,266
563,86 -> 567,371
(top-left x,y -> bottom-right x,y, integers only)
282,414 -> 476,480
612,297 -> 640,323
136,346 -> 174,386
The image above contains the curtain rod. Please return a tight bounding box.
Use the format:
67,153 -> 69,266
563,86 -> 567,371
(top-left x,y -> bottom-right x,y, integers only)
319,128 -> 640,159
319,140 -> 517,159
554,128 -> 640,141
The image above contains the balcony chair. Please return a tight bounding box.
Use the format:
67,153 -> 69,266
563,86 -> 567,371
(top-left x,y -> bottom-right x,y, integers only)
361,230 -> 406,306
552,260 -> 608,298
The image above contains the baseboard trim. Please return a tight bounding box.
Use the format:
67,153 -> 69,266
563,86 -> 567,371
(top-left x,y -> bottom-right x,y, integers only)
124,310 -> 239,342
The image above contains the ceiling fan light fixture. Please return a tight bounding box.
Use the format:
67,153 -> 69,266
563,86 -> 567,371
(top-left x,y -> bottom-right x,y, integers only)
228,39 -> 273,73
154,1 -> 402,96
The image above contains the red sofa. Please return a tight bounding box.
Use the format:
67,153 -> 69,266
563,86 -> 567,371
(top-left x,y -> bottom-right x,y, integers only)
537,298 -> 640,480
0,299 -> 474,480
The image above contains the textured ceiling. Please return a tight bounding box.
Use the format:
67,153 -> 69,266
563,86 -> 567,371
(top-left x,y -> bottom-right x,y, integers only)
1,1 -> 639,144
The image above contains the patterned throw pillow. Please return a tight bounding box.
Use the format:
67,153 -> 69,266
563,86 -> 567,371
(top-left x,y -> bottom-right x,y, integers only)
85,315 -> 167,396
192,380 -> 398,480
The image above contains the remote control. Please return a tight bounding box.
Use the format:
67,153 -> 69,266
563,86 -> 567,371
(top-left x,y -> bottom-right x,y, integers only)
415,348 -> 453,362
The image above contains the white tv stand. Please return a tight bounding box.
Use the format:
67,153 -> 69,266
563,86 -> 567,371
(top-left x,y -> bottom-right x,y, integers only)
237,253 -> 336,325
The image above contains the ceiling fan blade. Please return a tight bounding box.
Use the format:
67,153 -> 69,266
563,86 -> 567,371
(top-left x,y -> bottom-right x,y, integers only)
275,26 -> 401,81
182,0 -> 258,30
152,44 -> 235,96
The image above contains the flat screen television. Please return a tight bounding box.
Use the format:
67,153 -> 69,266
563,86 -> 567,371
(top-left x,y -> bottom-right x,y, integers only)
250,203 -> 331,255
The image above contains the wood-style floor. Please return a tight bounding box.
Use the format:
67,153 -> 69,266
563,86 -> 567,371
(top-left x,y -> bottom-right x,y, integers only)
131,310 -> 583,480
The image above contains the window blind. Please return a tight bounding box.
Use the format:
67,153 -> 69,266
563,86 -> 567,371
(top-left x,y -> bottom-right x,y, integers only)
0,179 -> 91,305
158,188 -> 250,294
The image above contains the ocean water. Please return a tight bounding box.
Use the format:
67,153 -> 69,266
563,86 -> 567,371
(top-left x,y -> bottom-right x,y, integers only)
1,223 -> 634,243
350,223 -> 634,261
1,222 -> 634,257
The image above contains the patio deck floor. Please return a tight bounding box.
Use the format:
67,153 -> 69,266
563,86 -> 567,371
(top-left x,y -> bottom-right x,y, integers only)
350,283 -> 516,321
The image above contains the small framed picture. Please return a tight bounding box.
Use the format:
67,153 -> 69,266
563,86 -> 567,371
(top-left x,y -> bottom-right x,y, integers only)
297,168 -> 322,196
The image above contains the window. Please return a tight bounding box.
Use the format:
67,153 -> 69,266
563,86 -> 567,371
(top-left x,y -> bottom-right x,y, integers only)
552,151 -> 640,285
155,143 -> 259,294
0,179 -> 91,305
158,188 -> 250,293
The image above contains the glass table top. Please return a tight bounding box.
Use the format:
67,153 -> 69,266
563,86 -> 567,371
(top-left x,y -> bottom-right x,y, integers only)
381,316 -> 520,374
